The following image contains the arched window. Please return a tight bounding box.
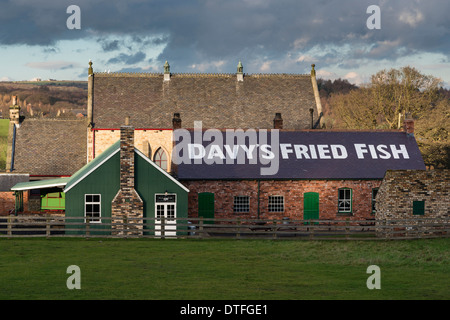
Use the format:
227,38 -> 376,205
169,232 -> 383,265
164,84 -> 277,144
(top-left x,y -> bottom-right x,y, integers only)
154,148 -> 168,171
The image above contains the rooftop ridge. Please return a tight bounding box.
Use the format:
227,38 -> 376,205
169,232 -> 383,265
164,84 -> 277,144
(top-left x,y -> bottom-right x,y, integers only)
20,117 -> 87,122
94,72 -> 310,78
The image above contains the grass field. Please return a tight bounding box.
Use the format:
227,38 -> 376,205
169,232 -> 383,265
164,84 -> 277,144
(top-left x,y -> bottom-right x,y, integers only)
0,238 -> 448,300
0,119 -> 9,169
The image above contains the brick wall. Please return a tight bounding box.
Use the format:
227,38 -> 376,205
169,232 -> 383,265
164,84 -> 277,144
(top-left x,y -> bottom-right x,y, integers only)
376,169 -> 449,220
0,191 -> 29,215
88,129 -> 173,171
183,179 -> 381,221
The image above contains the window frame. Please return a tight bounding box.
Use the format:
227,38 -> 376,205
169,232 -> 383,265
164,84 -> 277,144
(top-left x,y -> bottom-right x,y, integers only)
338,188 -> 353,214
84,194 -> 101,223
268,195 -> 285,213
412,200 -> 425,216
153,147 -> 168,171
233,195 -> 250,213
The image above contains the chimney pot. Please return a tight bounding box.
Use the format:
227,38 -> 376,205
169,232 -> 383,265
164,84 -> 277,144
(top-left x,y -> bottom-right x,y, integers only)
172,113 -> 182,129
403,114 -> 414,135
125,116 -> 130,126
273,113 -> 283,129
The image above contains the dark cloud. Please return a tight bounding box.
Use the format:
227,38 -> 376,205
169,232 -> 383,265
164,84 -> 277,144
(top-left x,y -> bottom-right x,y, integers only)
0,0 -> 449,73
107,51 -> 146,65
101,39 -> 120,52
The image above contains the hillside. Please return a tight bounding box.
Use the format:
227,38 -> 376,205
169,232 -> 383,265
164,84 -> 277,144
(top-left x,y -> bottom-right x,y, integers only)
0,81 -> 87,119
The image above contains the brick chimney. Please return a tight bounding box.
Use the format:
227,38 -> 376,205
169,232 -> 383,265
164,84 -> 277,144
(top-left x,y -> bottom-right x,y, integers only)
273,113 -> 283,129
9,96 -> 20,125
172,113 -> 181,129
403,113 -> 414,135
111,116 -> 144,235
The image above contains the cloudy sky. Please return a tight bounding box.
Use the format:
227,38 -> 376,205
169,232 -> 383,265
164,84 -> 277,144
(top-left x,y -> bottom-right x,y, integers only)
0,0 -> 449,86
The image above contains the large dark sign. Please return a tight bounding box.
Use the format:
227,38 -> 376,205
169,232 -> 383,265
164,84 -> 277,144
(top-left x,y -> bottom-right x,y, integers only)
174,130 -> 425,180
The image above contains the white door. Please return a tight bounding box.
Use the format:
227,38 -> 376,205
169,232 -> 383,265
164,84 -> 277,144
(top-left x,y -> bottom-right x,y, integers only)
155,194 -> 177,237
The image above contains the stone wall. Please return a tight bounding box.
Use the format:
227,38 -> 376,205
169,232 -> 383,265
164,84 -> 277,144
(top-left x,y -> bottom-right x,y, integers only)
111,125 -> 144,235
376,170 -> 449,220
375,169 -> 449,237
183,179 -> 381,221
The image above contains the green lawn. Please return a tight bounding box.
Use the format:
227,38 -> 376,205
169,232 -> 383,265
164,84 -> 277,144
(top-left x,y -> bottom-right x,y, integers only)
0,238 -> 448,300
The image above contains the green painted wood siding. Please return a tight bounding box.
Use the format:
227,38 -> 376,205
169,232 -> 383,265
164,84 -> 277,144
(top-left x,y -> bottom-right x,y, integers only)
65,152 -> 120,235
135,153 -> 189,234
65,150 -> 188,235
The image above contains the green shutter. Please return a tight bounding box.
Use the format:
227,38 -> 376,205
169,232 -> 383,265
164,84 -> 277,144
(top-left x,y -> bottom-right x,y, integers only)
304,192 -> 319,224
198,192 -> 214,224
413,200 -> 425,215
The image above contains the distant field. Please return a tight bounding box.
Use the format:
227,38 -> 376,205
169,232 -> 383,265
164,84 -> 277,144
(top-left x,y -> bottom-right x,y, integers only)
0,119 -> 9,170
0,238 -> 448,300
0,119 -> 8,136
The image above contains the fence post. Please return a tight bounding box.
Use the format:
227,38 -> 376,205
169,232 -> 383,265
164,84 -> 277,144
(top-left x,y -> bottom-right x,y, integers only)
86,218 -> 90,239
7,215 -> 13,238
236,218 -> 241,239
161,216 -> 165,240
46,214 -> 51,238
309,221 -> 314,240
199,217 -> 204,239
272,219 -> 277,240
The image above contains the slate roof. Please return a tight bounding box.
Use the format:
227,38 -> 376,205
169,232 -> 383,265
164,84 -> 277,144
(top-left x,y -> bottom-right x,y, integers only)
12,119 -> 87,176
176,130 -> 426,180
0,173 -> 29,191
92,72 -> 318,130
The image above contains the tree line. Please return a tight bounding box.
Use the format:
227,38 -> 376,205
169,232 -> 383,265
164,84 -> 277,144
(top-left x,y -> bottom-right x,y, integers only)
318,66 -> 449,169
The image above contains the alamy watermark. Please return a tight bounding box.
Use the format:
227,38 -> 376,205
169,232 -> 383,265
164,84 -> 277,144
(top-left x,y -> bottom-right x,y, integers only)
367,5 -> 381,29
66,5 -> 81,30
66,265 -> 81,289
172,121 -> 281,176
366,265 -> 381,289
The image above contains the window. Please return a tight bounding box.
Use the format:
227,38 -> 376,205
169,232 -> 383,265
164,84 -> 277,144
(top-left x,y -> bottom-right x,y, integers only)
233,196 -> 250,213
413,200 -> 425,215
269,195 -> 284,212
372,188 -> 379,214
154,148 -> 168,171
85,194 -> 101,222
338,188 -> 352,213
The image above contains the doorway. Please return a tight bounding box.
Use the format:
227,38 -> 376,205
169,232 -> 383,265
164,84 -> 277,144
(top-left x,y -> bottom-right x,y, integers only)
303,192 -> 319,224
155,194 -> 177,237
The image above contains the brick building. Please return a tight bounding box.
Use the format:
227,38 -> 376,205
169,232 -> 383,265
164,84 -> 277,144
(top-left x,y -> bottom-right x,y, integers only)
86,61 -> 323,171
5,61 -> 430,226
176,129 -> 426,221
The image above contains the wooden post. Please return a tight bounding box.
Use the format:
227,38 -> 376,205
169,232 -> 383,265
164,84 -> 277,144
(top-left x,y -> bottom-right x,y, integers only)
272,219 -> 277,240
46,214 -> 51,238
161,216 -> 165,240
309,222 -> 314,240
199,217 -> 204,239
7,215 -> 12,238
236,218 -> 241,239
86,218 -> 90,239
